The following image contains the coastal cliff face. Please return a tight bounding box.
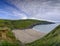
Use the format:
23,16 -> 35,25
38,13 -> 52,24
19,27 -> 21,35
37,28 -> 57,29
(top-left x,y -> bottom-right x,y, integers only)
0,27 -> 21,46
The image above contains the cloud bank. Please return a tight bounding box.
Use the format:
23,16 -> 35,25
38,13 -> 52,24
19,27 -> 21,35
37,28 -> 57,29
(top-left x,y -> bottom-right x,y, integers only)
0,0 -> 60,21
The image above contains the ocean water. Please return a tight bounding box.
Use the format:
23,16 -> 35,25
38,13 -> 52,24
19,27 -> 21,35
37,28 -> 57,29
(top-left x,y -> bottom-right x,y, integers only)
33,23 -> 59,33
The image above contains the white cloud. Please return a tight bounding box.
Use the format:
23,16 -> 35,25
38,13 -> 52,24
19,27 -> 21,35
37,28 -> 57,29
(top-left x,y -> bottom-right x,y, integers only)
11,10 -> 27,19
5,0 -> 60,21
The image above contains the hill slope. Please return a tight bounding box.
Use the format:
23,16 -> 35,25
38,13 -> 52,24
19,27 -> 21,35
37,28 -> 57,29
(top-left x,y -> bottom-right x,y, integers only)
0,27 -> 21,46
0,19 -> 53,29
26,25 -> 60,46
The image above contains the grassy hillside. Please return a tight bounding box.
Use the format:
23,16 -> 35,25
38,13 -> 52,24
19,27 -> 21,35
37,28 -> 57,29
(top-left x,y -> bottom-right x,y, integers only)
0,19 -> 54,46
0,27 -> 21,46
0,19 -> 53,29
26,25 -> 60,46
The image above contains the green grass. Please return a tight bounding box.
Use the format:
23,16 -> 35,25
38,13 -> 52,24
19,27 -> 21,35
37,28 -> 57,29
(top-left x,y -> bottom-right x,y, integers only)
0,40 -> 21,46
25,25 -> 60,46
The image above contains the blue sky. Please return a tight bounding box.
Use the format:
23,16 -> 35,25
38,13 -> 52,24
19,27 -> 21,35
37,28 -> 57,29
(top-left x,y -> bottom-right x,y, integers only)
0,0 -> 27,19
0,0 -> 60,22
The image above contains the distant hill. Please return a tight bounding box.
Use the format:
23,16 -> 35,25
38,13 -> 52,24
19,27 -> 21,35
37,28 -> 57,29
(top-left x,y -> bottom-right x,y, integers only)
26,25 -> 60,46
0,19 -> 54,29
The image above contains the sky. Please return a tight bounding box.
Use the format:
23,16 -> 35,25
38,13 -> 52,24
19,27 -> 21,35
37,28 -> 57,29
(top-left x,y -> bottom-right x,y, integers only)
0,0 -> 60,22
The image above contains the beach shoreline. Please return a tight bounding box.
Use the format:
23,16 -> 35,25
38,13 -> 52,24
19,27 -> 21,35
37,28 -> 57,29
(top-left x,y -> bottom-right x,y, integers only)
12,29 -> 45,43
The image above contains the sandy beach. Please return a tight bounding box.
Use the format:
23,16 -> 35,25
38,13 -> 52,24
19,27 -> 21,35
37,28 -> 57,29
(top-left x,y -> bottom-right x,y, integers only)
12,29 -> 45,43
